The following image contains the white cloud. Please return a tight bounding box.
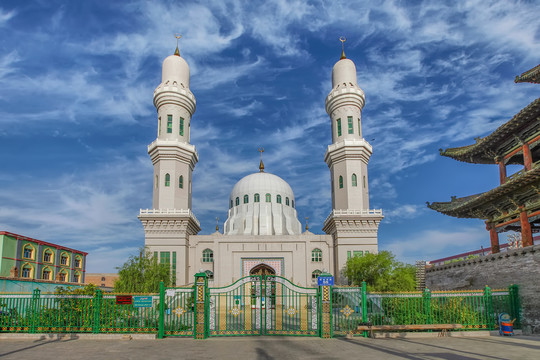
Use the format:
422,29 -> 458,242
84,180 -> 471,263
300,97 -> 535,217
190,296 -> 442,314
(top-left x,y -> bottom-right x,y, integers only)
0,8 -> 16,26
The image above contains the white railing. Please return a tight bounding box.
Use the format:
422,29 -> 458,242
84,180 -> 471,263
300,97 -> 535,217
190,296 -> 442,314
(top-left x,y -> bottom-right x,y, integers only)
139,208 -> 200,226
324,209 -> 383,224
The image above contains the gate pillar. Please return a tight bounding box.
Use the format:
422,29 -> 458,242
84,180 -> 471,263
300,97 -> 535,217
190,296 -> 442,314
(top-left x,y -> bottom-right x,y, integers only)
194,272 -> 208,339
318,272 -> 333,338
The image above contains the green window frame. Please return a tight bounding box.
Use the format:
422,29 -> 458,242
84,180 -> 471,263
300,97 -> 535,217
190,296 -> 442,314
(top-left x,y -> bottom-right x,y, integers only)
179,117 -> 184,136
353,250 -> 363,257
339,175 -> 343,189
254,193 -> 260,202
235,197 -> 240,206
205,270 -> 214,280
352,174 -> 357,187
244,194 -> 249,204
286,197 -> 289,206
167,115 -> 172,133
348,116 -> 353,134
179,175 -> 184,189
202,249 -> 213,263
160,251 -> 170,265
276,195 -> 282,204
43,250 -> 52,263
312,270 -> 321,280
165,173 -> 170,187
347,251 -> 352,259
337,118 -> 342,136
312,248 -> 322,262
60,254 -> 69,266
74,257 -> 81,268
266,193 -> 271,202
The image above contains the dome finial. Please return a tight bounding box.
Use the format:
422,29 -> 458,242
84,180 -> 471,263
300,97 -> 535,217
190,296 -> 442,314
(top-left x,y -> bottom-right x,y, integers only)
339,36 -> 347,60
215,217 -> 219,232
258,147 -> 265,172
174,34 -> 182,56
305,217 -> 309,231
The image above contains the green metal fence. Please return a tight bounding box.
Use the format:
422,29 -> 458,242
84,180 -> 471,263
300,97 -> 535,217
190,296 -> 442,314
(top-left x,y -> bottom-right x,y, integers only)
332,284 -> 521,336
1,282 -> 521,338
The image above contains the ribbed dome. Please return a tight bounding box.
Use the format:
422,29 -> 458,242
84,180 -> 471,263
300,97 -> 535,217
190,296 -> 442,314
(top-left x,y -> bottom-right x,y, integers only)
332,58 -> 357,88
230,172 -> 295,202
162,54 -> 190,88
224,171 -> 302,236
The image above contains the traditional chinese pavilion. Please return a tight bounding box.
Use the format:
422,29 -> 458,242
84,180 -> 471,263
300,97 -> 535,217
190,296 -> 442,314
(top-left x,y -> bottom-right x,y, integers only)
428,64 -> 540,254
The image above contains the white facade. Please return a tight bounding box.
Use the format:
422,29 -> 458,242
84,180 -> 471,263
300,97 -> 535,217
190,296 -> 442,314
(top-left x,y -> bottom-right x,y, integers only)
139,46 -> 382,287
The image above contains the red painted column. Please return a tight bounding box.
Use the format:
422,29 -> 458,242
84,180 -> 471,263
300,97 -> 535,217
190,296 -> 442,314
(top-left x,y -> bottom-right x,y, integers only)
486,222 -> 500,254
523,143 -> 533,171
498,160 -> 507,185
520,208 -> 533,247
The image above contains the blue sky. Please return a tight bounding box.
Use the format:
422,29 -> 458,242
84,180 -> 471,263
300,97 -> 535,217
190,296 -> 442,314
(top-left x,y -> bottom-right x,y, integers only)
0,0 -> 539,272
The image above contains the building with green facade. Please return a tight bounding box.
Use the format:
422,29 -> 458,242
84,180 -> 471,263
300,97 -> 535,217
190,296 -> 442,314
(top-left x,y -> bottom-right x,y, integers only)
0,231 -> 87,284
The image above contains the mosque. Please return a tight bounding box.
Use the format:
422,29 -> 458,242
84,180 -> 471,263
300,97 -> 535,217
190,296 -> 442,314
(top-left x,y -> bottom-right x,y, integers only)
138,41 -> 383,287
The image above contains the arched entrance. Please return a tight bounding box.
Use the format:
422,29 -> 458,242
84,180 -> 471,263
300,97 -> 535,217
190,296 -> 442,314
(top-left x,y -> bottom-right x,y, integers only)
249,263 -> 276,277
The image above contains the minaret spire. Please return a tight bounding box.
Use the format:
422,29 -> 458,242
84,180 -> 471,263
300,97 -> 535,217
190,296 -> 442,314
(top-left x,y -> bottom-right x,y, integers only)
339,36 -> 346,60
174,33 -> 182,56
258,148 -> 265,172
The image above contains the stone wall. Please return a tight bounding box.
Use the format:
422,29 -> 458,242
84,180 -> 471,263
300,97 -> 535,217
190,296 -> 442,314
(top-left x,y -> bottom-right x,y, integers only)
425,244 -> 540,334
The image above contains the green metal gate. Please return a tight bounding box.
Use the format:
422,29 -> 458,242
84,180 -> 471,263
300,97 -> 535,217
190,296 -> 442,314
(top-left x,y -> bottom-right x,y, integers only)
161,286 -> 195,337
207,275 -> 319,336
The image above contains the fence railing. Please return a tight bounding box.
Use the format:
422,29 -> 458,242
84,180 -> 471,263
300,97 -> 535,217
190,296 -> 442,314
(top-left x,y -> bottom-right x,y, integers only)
332,284 -> 520,336
1,283 -> 520,338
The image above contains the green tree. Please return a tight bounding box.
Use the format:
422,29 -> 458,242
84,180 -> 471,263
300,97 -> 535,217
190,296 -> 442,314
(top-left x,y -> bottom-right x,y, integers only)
344,251 -> 416,291
114,248 -> 172,293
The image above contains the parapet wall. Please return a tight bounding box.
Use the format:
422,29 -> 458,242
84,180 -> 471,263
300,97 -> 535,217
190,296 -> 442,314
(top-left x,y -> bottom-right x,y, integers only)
425,244 -> 540,334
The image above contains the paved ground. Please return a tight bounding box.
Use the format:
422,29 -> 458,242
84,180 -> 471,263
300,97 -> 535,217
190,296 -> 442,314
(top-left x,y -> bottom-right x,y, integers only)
1,335 -> 540,359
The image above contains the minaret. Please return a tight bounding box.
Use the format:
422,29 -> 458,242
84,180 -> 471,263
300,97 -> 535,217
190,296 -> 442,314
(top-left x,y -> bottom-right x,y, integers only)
322,38 -> 383,284
138,36 -> 201,286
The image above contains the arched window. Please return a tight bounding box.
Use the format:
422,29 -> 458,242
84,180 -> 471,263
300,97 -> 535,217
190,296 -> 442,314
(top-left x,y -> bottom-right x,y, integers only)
205,270 -> 214,280
336,118 -> 342,136
235,197 -> 240,206
22,245 -> 34,259
43,249 -> 53,263
339,176 -> 343,189
165,173 -> 170,187
179,175 -> 184,189
42,267 -> 51,280
265,193 -> 271,202
60,253 -> 69,266
244,195 -> 249,204
312,269 -> 322,280
74,256 -> 82,268
254,193 -> 260,202
21,264 -> 32,278
202,249 -> 213,263
74,272 -> 81,283
58,271 -> 67,282
352,174 -> 357,187
286,197 -> 290,206
292,200 -> 295,208
276,195 -> 282,204
312,248 -> 322,262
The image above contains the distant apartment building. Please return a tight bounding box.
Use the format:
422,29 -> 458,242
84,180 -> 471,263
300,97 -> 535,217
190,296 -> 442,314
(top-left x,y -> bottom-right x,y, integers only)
0,231 -> 87,283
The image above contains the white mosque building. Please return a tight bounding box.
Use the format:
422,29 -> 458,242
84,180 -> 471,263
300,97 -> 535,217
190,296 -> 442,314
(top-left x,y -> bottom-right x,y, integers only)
138,43 -> 383,287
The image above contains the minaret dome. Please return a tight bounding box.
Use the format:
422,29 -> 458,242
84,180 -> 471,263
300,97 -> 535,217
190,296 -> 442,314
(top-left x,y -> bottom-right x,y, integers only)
162,54 -> 190,88
331,58 -> 357,88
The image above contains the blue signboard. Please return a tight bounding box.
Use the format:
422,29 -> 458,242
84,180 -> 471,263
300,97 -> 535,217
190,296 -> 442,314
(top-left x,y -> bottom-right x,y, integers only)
317,276 -> 334,286
133,296 -> 153,308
